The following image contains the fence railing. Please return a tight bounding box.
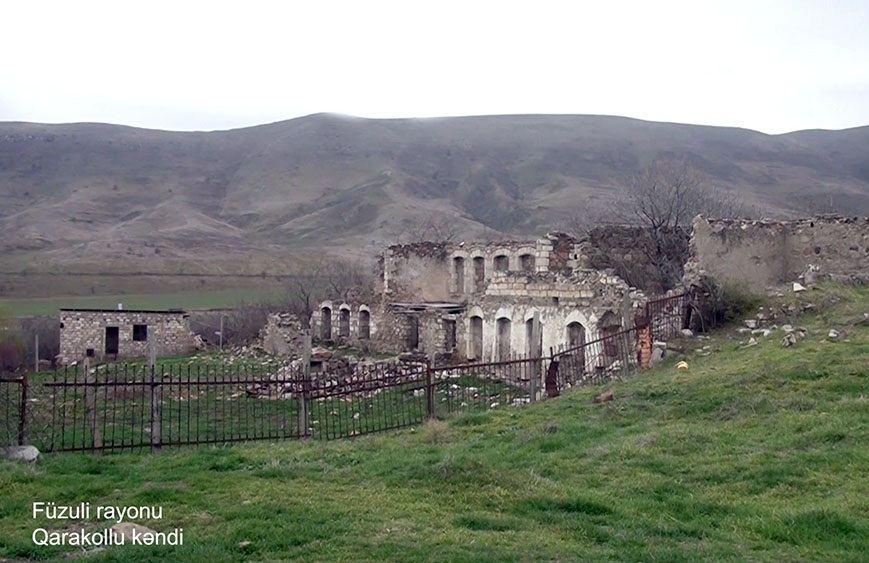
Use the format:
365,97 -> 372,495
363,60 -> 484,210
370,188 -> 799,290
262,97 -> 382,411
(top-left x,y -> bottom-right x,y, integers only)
8,293 -> 690,454
0,375 -> 26,447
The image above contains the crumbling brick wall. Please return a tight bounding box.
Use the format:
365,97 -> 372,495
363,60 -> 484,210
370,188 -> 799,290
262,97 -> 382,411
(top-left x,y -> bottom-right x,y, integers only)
59,309 -> 192,364
685,215 -> 869,288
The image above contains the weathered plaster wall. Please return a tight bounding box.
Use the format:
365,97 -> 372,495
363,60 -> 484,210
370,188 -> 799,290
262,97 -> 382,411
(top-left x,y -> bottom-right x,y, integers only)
59,310 -> 192,364
458,270 -> 644,363
685,215 -> 869,288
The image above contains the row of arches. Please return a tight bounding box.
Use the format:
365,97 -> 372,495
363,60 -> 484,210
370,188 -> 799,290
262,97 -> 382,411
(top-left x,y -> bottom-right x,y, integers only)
452,251 -> 538,294
319,305 -> 370,341
466,311 -> 621,361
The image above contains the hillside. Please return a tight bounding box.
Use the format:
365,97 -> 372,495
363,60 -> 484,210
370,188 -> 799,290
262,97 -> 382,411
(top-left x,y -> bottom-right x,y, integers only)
1,284 -> 866,560
2,114 -> 869,279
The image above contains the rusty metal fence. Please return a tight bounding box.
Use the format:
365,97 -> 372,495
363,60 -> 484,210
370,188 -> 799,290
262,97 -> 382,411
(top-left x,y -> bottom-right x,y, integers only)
7,294 -> 689,454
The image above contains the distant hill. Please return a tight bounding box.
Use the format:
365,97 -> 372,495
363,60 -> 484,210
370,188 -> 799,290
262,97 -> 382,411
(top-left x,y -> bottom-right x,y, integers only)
1,113 -> 868,276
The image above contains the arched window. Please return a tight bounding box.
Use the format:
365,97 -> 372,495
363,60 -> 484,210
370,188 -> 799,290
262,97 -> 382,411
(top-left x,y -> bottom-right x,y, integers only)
358,309 -> 370,339
494,255 -> 509,272
470,316 -> 483,360
496,317 -> 512,360
566,321 -> 586,348
339,308 -> 350,338
520,254 -> 536,272
407,316 -> 419,350
473,256 -> 485,291
320,307 -> 332,340
453,257 -> 466,293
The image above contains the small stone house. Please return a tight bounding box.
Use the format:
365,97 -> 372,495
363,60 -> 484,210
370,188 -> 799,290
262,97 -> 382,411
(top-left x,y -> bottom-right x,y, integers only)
59,308 -> 193,364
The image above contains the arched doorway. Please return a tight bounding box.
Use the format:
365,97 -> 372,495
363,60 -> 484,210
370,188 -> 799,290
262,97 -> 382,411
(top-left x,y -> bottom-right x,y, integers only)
358,310 -> 370,339
339,308 -> 350,338
470,316 -> 483,360
496,317 -> 511,360
320,307 -> 332,340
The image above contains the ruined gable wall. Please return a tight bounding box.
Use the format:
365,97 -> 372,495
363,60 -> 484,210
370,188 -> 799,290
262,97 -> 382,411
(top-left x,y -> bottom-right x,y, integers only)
685,215 -> 869,288
382,243 -> 450,301
382,234 -> 579,300
59,311 -> 192,364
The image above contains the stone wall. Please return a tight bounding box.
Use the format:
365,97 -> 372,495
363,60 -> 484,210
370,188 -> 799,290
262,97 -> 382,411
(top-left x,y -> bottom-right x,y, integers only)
685,215 -> 869,288
457,270 -> 644,363
381,233 -> 583,301
260,312 -> 306,357
310,301 -> 377,347
59,309 -> 192,364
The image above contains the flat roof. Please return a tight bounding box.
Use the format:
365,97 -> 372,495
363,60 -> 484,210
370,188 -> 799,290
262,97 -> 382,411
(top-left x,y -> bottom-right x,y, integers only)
59,308 -> 188,315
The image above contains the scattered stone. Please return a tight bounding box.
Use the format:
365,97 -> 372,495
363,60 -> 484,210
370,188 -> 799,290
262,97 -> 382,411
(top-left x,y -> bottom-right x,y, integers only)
781,333 -> 798,347
0,445 -> 39,463
680,329 -> 694,338
675,361 -> 689,370
238,541 -> 252,548
781,324 -> 794,333
593,389 -> 614,403
744,319 -> 758,329
793,282 -> 807,292
828,329 -> 840,340
745,337 -> 758,347
736,327 -> 751,334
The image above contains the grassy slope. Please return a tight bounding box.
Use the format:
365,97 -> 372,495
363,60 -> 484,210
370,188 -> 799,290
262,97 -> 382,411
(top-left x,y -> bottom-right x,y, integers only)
1,286 -> 867,561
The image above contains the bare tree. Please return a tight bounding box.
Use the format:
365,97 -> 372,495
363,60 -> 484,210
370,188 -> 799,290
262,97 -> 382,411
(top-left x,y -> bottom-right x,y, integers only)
401,217 -> 459,244
283,257 -> 378,328
604,158 -> 750,290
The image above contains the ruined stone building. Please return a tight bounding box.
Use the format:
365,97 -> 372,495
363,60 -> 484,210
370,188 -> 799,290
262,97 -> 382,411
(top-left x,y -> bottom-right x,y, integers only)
59,308 -> 193,364
265,214 -> 866,364
308,232 -> 649,364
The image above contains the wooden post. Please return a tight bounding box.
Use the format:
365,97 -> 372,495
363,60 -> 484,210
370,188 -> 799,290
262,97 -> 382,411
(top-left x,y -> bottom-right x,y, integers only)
83,356 -> 102,450
34,333 -> 39,373
529,311 -> 541,402
219,315 -> 224,351
17,373 -> 28,446
298,332 -> 311,438
148,339 -> 161,451
545,351 -> 560,398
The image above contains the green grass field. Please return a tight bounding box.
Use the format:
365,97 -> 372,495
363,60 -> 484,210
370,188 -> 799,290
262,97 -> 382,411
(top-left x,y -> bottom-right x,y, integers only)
0,289 -> 283,317
1,286 -> 866,561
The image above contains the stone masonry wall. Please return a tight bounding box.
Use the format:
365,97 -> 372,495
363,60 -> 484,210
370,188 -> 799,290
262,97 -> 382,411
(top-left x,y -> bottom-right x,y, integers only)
59,310 -> 192,364
685,215 -> 869,288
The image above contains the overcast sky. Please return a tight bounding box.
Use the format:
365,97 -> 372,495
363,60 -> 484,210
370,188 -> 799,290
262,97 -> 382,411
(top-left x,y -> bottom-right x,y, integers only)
2,0 -> 868,134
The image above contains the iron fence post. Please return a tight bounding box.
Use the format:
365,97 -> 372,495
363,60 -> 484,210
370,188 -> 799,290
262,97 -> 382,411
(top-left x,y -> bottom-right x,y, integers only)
425,359 -> 435,419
